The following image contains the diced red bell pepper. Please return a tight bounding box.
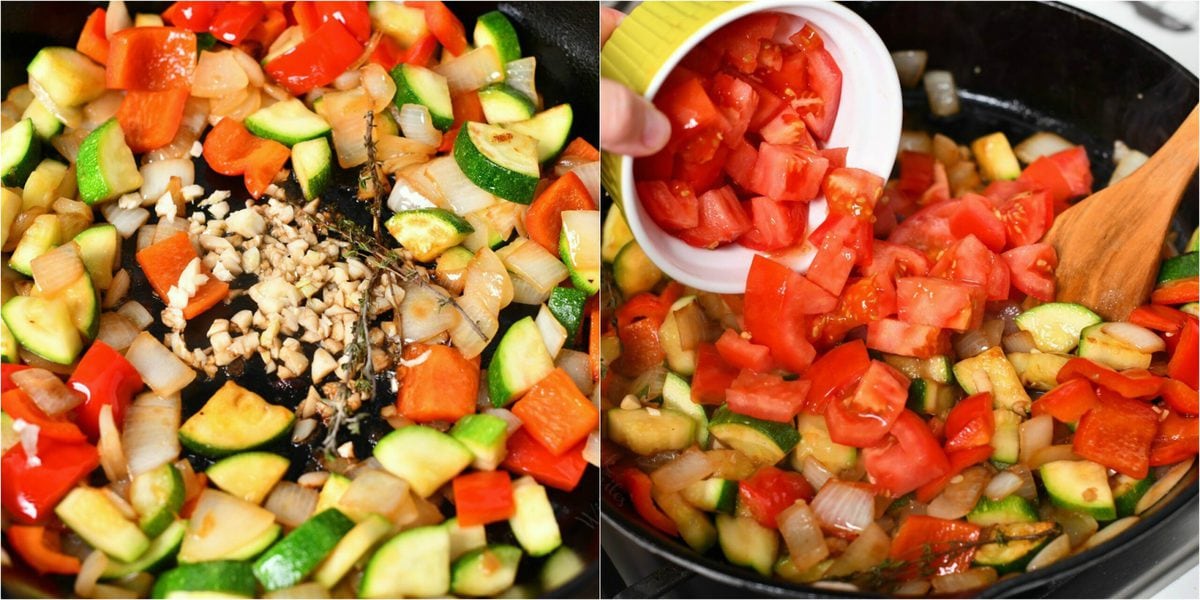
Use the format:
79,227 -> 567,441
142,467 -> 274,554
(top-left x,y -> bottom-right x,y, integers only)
264,19 -> 362,95
1073,394 -> 1159,479
396,343 -> 479,423
725,371 -> 810,423
409,1 -> 468,56
2,437 -> 99,524
502,428 -> 588,492
202,117 -> 291,199
1162,379 -> 1199,417
1129,304 -> 1190,333
1,390 -> 86,443
1150,410 -> 1199,466
1153,279 -> 1200,306
888,515 -> 982,580
452,471 -> 515,527
208,1 -> 265,44
612,466 -> 677,535
1057,358 -> 1165,399
402,33 -> 440,67
526,172 -> 597,253
136,232 -> 230,320
117,87 -> 190,154
76,8 -> 109,65
106,27 -> 198,90
943,393 -> 994,451
511,369 -> 600,456
162,1 -> 225,32
245,7 -> 288,50
738,465 -> 814,528
804,340 -> 870,415
293,1 -> 371,43
6,526 -> 81,575
691,343 -> 739,405
1168,318 -> 1198,390
1031,379 -> 1099,426
67,341 -> 144,441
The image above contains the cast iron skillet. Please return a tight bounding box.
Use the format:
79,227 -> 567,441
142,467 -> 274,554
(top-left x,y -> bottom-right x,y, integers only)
601,1 -> 1199,597
0,2 -> 599,598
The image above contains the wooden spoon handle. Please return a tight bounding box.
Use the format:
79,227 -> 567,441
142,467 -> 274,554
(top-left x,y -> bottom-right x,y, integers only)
1127,104 -> 1199,201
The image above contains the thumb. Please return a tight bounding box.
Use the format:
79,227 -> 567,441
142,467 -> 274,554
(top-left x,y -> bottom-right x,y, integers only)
600,78 -> 671,157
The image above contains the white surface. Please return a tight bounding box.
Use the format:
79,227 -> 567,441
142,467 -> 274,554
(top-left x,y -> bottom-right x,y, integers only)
1062,4 -> 1200,598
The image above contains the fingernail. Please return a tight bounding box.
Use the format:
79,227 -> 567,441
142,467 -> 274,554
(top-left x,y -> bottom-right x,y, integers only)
641,106 -> 672,152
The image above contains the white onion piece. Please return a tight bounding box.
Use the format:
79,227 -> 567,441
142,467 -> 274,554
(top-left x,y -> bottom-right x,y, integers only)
891,50 -> 928,87
892,579 -> 931,596
426,157 -> 496,215
569,162 -> 601,204
1082,516 -> 1139,550
583,430 -> 601,467
15,420 -> 41,465
122,393 -> 181,477
1007,464 -> 1039,500
28,77 -> 82,128
1014,132 -> 1074,165
100,203 -> 150,239
923,70 -> 960,117
499,239 -> 568,294
1026,533 -> 1071,571
339,471 -> 415,525
827,522 -> 891,577
1027,445 -> 1081,469
52,126 -> 90,163
954,320 -> 1003,358
1019,414 -> 1054,465
117,301 -> 154,330
361,63 -> 396,111
103,487 -> 138,521
434,45 -> 504,94
333,69 -> 361,90
192,51 -> 249,98
811,480 -> 875,537
448,293 -> 499,359
535,304 -> 568,358
30,242 -> 84,295
556,349 -> 594,396
13,368 -> 81,416
181,490 -> 277,562
264,481 -> 319,528
504,57 -> 537,103
231,48 -> 265,88
983,470 -> 1023,501
1136,458 -> 1195,514
463,247 -> 513,314
1110,148 -> 1149,186
97,403 -> 129,483
801,456 -> 834,491
930,567 -> 997,594
136,225 -> 158,252
1102,322 -> 1166,353
484,407 -> 523,434
140,159 -> 195,201
399,284 -> 458,343
898,130 -> 933,155
84,91 -> 125,129
509,276 -> 550,306
629,364 -> 666,401
105,1 -> 131,37
651,447 -> 714,492
125,332 -> 196,396
397,103 -> 443,148
387,173 -> 440,213
1054,507 -> 1098,548
75,549 -> 109,598
1002,331 -> 1037,354
927,466 -> 990,520
778,500 -> 829,571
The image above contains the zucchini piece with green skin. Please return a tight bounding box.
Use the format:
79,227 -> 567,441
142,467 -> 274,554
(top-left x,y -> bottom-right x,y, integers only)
1078,322 -> 1152,371
224,524 -> 281,561
473,10 -> 522,64
503,104 -> 574,162
1040,460 -> 1116,521
252,508 -> 356,591
792,413 -> 856,472
178,381 -> 295,457
450,413 -> 509,471
74,224 -> 120,289
313,514 -> 392,590
374,425 -> 473,497
361,525 -> 451,598
509,476 -> 562,557
559,209 -> 600,294
547,286 -> 588,338
991,409 -> 1022,466
151,560 -> 257,599
972,521 -> 1058,575
906,378 -> 957,417
291,137 -> 332,201
130,462 -> 185,537
451,544 -> 523,597
709,405 -> 800,465
883,354 -> 954,384
953,347 -> 1031,414
1014,302 -> 1102,353
654,488 -> 718,552
0,323 -> 16,363
487,316 -> 556,407
613,241 -> 663,297
455,121 -> 541,203
1,188 -> 20,249
385,208 -> 475,262
315,472 -> 350,514
605,407 -> 695,456
479,84 -> 536,125
444,517 -> 488,560
540,547 -> 586,592
716,514 -> 778,577
775,556 -> 833,584
1007,351 -> 1072,391
22,99 -> 62,140
392,64 -> 454,130
56,487 -> 151,563
1,119 -> 41,187
206,452 -> 290,505
36,272 -> 99,340
662,371 -> 709,448
601,208 -> 634,263
8,213 -> 59,276
972,132 -> 1021,181
681,478 -> 738,514
1112,472 -> 1155,518
2,295 -> 82,365
26,47 -> 106,108
1157,252 -> 1198,284
76,118 -> 143,205
103,519 -> 188,579
244,98 -> 330,146
967,495 -> 1038,526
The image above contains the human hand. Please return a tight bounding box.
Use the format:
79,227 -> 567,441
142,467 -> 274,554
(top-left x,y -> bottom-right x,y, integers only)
600,7 -> 671,157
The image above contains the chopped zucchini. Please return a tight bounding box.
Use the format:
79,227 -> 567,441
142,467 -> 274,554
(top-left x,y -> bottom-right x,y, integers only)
953,347 -> 1031,414
130,462 -> 185,537
35,271 -> 99,339
451,545 -> 523,597
559,209 -> 600,294
244,98 -> 330,146
601,208 -> 635,263
76,118 -> 143,205
20,158 -> 67,209
606,407 -> 695,456
56,486 -> 151,563
370,1 -> 428,46
967,495 -> 1038,526
2,295 -> 81,365
473,10 -> 522,64
681,478 -> 738,514
1007,351 -> 1071,391
1078,322 -> 1152,371
26,47 -> 106,107
991,409 -> 1022,466
102,519 -> 187,579
479,84 -> 536,124
392,64 -> 454,131
1015,302 -> 1101,353
291,137 -> 332,201
450,413 -> 509,471
716,514 -> 778,577
455,121 -> 541,203
8,211 -> 60,275
906,378 -> 958,417
1112,472 -> 1155,518
151,561 -> 257,599
1157,252 -> 1198,284
374,424 -> 473,497
662,371 -> 709,448
361,525 -> 451,598
179,381 -> 295,457
252,509 -> 356,591
547,286 -> 589,338
508,476 -> 562,557
1039,460 -> 1116,521
503,104 -> 574,162
972,521 -> 1058,574
792,413 -> 857,473
487,316 -> 555,406
612,241 -> 663,297
653,488 -> 717,552
709,406 -> 800,465
884,354 -> 954,384
207,452 -> 290,505
385,208 -> 475,262
1,118 -> 40,186
313,515 -> 393,590
74,224 -> 120,289
22,99 -> 62,140
971,132 -> 1020,181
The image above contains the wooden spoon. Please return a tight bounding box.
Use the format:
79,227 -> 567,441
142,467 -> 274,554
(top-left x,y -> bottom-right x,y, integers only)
1044,105 -> 1198,321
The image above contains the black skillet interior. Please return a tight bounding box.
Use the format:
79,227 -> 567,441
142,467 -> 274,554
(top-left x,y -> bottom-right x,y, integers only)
600,1 -> 1198,598
1,2 -> 598,598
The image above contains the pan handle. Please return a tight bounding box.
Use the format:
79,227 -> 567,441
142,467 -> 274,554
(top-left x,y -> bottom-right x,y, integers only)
613,563 -> 695,599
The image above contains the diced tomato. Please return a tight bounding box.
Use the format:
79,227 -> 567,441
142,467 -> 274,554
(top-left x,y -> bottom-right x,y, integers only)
983,179 -> 1033,205
612,466 -> 677,535
888,200 -> 959,259
674,141 -> 730,194
807,235 -> 856,297
825,361 -> 909,447
655,71 -> 726,139
715,329 -> 773,372
756,40 -> 784,73
1150,410 -> 1199,466
691,343 -> 740,405
677,186 -> 751,248
824,168 -> 884,223
726,371 -> 810,423
1162,379 -> 1199,417
452,471 -> 514,527
915,444 -> 994,503
739,196 -> 802,251
1047,146 -> 1093,199
865,241 -> 931,280
615,293 -> 667,332
888,515 -> 982,579
738,465 -> 814,528
502,429 -> 588,492
866,318 -> 947,359
743,255 -> 825,373
949,194 -> 1007,252
896,277 -> 985,332
996,191 -> 1053,248
759,108 -> 817,147
1018,146 -> 1091,212
1057,358 -> 1165,399
897,151 -> 935,196
930,234 -> 1010,301
710,73 -> 758,142
797,47 -> 842,141
863,410 -> 951,497
1032,379 -> 1100,426
613,317 -> 665,378
821,147 -> 849,169
761,50 -> 807,98
746,78 -> 786,130
636,180 -> 698,235
1002,243 -> 1058,301
1074,394 -> 1158,479
748,143 -> 829,202
705,12 -> 780,74
789,23 -> 824,51
943,393 -> 995,451
1168,318 -> 1198,390
804,340 -> 870,415
724,138 -> 759,190
812,274 -> 897,347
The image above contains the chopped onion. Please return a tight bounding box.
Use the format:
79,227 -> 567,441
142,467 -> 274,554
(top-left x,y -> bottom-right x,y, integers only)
954,319 -> 1003,358
14,420 -> 41,466
983,470 -> 1023,500
811,480 -> 876,537
75,549 -> 109,598
1002,331 -> 1037,353
1026,533 -> 1071,571
333,69 -> 361,90
510,276 -> 551,305
434,45 -> 504,94
898,130 -> 933,155
448,292 -> 499,359
361,63 -> 396,111
265,481 -> 319,528
125,332 -> 196,396
387,171 -> 440,213
499,239 -> 569,294
464,247 -> 513,313
778,500 -> 829,572
192,51 -> 249,98
1110,148 -> 1149,186
122,393 -> 181,477
140,159 -> 195,201
891,50 -> 928,88
801,456 -> 835,491
105,1 -> 131,36
1136,458 -> 1194,514
927,465 -> 990,520
231,48 -> 265,88
1027,445 -> 1081,469
651,447 -> 714,492
30,242 -> 84,296
98,403 -> 129,483
182,489 -> 277,562
426,157 -> 496,214
583,430 -> 601,467
29,77 -> 82,128
103,487 -> 138,521
117,301 -> 154,330
318,88 -> 372,168
101,203 -> 151,239
893,579 -> 931,596
143,98 -> 210,162
210,86 -> 261,123
504,57 -> 537,103
923,70 -> 960,117
292,418 -> 317,443
569,162 -> 601,204
930,567 -> 997,594
1102,322 -> 1166,353
13,368 -> 82,416
397,103 -> 443,148
1082,516 -> 1139,550
535,304 -> 568,358
136,225 -> 158,252
827,522 -> 891,577
1014,132 -> 1074,165
1019,414 -> 1054,465
629,364 -> 666,400
1054,507 -> 1098,547
556,349 -> 594,396
339,470 -> 415,524
84,91 -> 124,129
484,407 -> 523,434
399,283 -> 458,343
